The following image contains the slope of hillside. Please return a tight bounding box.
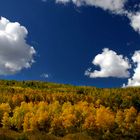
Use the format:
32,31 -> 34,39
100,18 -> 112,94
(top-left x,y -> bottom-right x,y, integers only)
0,80 -> 139,139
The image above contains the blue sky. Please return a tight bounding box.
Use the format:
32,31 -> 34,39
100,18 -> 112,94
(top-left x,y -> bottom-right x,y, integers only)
0,0 -> 140,87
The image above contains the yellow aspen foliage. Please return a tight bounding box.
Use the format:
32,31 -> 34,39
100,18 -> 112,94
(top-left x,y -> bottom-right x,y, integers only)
2,112 -> 10,129
29,113 -> 38,131
136,114 -> 140,126
95,106 -> 115,131
135,113 -> 140,133
0,103 -> 11,113
124,107 -> 137,123
62,113 -> 76,128
82,113 -> 95,131
61,102 -> 77,132
50,115 -> 64,135
11,107 -> 23,130
49,101 -> 61,116
0,103 -> 11,122
74,101 -> 93,131
121,107 -> 137,135
12,95 -> 23,107
115,110 -> 124,128
11,102 -> 30,130
37,111 -> 49,130
38,102 -> 48,112
62,102 -> 73,114
75,101 -> 89,117
23,112 -> 32,132
95,99 -> 101,108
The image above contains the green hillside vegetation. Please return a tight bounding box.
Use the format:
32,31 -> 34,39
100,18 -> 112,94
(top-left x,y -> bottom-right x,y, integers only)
0,80 -> 139,139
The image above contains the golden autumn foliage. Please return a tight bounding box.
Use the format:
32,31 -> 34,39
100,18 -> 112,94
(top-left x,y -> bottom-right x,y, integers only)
0,80 -> 140,139
95,106 -> 115,131
2,112 -> 10,129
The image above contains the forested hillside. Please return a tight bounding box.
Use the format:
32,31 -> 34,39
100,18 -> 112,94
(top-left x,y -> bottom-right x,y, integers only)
0,80 -> 139,139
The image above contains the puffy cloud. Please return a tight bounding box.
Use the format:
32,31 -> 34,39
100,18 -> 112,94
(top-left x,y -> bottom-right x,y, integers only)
85,48 -> 131,78
123,51 -> 140,87
0,17 -> 36,75
56,0 -> 127,14
128,12 -> 140,34
86,48 -> 140,87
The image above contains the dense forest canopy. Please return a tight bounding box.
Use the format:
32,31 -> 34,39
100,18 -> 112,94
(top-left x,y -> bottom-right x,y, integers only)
0,80 -> 139,139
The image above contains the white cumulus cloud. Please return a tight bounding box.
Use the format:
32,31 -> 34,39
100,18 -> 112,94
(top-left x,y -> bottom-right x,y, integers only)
85,48 -> 131,78
0,17 -> 36,75
123,51 -> 140,87
128,12 -> 140,34
56,0 -> 127,14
